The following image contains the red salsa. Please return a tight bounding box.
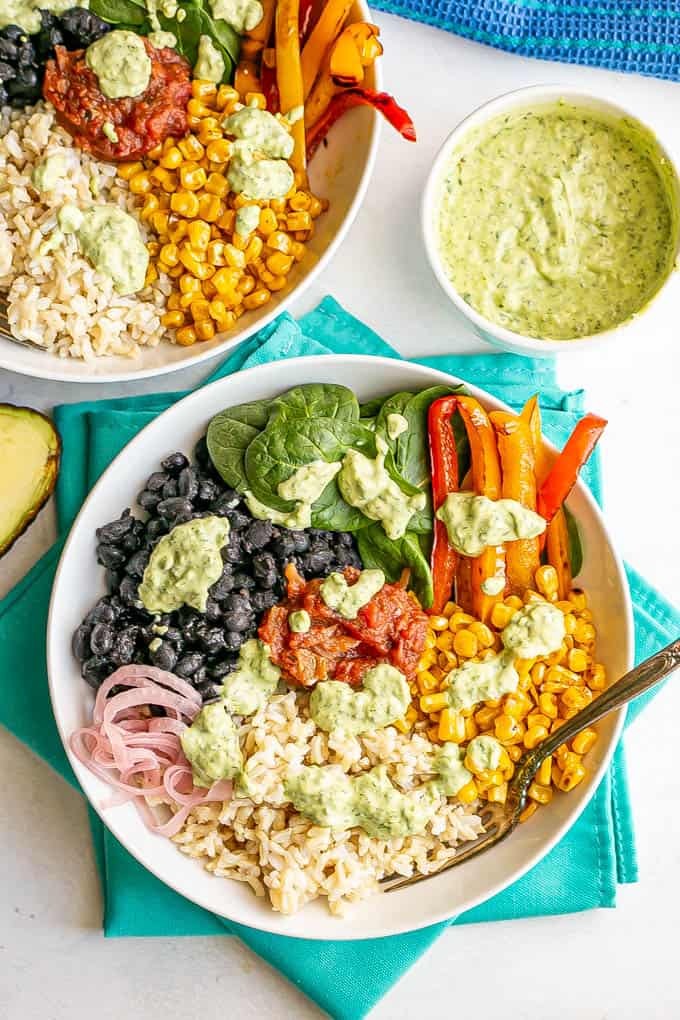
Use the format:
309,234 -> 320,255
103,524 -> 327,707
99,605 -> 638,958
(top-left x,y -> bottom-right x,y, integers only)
43,41 -> 192,161
259,565 -> 428,688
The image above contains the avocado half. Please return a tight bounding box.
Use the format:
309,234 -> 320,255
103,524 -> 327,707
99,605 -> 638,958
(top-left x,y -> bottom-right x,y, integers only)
0,404 -> 61,558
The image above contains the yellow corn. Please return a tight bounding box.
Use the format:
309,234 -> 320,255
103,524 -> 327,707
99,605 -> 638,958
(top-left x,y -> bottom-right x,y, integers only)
572,728 -> 598,755
528,781 -> 553,805
187,220 -> 211,251
535,564 -> 559,600
557,763 -> 587,792
567,648 -> 589,672
457,780 -> 478,805
438,709 -> 466,743
490,603 -> 516,630
453,630 -> 479,659
420,692 -> 449,713
117,161 -> 144,180
524,724 -> 549,750
175,325 -> 197,346
160,309 -> 185,328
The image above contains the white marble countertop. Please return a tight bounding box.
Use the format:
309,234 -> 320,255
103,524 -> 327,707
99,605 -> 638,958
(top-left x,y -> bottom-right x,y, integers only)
2,14 -> 680,1019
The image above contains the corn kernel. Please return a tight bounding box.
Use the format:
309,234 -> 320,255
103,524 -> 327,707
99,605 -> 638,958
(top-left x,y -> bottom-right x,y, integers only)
118,161 -> 144,180
572,728 -> 598,755
537,755 -> 553,786
535,564 -> 559,599
187,220 -> 211,251
438,708 -> 465,743
453,630 -> 479,659
538,692 -> 558,719
195,318 -> 216,340
573,621 -> 596,644
490,603 -> 516,630
175,325 -> 197,346
528,781 -> 553,804
171,191 -> 200,218
524,724 -> 549,750
198,194 -> 225,222
474,705 -> 499,729
494,713 -> 524,744
588,664 -> 607,690
557,763 -> 587,792
129,171 -> 153,195
520,801 -> 538,822
457,780 -> 478,805
487,781 -> 508,804
160,309 -> 185,328
567,648 -> 588,672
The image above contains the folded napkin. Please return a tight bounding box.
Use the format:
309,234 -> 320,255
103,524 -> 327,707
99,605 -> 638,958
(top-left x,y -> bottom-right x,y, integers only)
372,0 -> 680,82
1,297 -> 679,1020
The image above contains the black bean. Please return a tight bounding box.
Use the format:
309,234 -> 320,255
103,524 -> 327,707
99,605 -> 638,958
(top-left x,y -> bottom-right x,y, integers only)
145,518 -> 167,543
223,609 -> 252,632
196,679 -> 224,701
60,8 -> 111,46
210,566 -> 234,599
178,466 -> 198,499
161,451 -> 189,475
161,478 -> 178,499
97,544 -> 127,569
145,470 -> 169,492
210,491 -> 239,513
204,598 -> 222,622
175,652 -> 204,677
91,600 -> 117,624
124,549 -> 148,578
302,549 -> 333,575
272,533 -> 296,559
192,665 -> 209,686
253,551 -> 276,580
7,67 -> 39,100
198,478 -> 220,503
208,657 -> 235,680
96,510 -> 134,544
232,572 -> 255,590
0,25 -> 25,41
243,519 -> 273,552
0,59 -> 14,81
163,626 -> 184,646
0,84 -> 7,106
119,575 -> 139,605
111,628 -> 138,666
222,533 -> 242,563
200,628 -> 226,654
90,623 -> 114,656
251,590 -> 277,612
227,510 -> 250,530
82,656 -> 111,689
72,624 -> 91,661
150,640 -> 178,672
0,38 -> 18,61
336,532 -> 353,547
138,488 -> 161,510
223,630 -> 245,651
290,531 -> 310,553
121,527 -> 143,554
157,496 -> 193,521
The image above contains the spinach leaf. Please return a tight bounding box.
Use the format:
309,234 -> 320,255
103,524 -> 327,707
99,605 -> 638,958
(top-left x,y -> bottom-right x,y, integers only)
384,448 -> 422,497
269,384 -> 360,426
359,396 -> 388,419
90,0 -> 147,24
207,412 -> 259,491
244,418 -> 376,512
393,385 -> 465,489
167,1 -> 203,63
563,504 -> 583,577
310,478 -> 372,532
216,398 -> 272,430
357,524 -> 434,608
207,12 -> 241,64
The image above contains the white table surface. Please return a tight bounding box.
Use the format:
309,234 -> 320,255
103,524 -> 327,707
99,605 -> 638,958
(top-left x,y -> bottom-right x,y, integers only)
2,15 -> 680,1020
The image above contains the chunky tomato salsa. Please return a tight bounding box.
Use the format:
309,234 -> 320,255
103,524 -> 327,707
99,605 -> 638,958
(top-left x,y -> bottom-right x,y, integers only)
259,565 -> 428,688
43,41 -> 192,161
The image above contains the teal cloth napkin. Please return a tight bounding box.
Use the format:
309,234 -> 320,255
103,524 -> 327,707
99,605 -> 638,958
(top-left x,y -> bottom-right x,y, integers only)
1,297 -> 679,1020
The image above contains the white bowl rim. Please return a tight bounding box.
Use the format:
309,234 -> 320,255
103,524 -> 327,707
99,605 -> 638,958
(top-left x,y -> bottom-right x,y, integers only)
421,83 -> 680,355
46,353 -> 634,939
0,10 -> 381,385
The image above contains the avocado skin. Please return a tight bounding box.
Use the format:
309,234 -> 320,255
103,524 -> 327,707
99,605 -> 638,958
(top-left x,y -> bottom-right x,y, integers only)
0,403 -> 61,559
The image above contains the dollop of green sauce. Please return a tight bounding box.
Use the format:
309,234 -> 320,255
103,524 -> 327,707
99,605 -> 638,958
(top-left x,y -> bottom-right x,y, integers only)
288,609 -> 311,633
85,30 -> 151,99
278,459 -> 341,505
138,515 -> 230,614
180,702 -> 242,788
284,742 -> 472,838
223,107 -> 295,200
0,0 -> 79,34
436,103 -> 678,341
436,491 -> 546,557
194,34 -> 225,83
222,638 -> 280,716
466,734 -> 503,773
339,436 -> 426,540
31,152 -> 67,193
444,601 -> 566,712
58,203 -> 149,295
235,204 -> 260,238
245,489 -> 311,530
209,0 -> 263,33
386,412 -> 408,440
148,30 -> 177,48
309,663 -> 410,735
320,568 -> 385,620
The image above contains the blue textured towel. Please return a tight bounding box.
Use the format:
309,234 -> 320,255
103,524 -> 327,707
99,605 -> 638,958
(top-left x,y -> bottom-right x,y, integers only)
1,298 -> 679,1020
372,0 -> 680,81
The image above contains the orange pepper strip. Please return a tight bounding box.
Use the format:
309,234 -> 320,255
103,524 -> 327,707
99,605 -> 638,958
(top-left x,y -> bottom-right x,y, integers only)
489,411 -> 540,596
276,0 -> 307,173
456,396 -> 505,622
519,394 -> 549,484
546,507 -> 572,600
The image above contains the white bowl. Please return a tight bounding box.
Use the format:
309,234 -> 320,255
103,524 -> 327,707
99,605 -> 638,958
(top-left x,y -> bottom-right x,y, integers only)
47,355 -> 633,939
0,6 -> 380,384
422,84 -> 680,357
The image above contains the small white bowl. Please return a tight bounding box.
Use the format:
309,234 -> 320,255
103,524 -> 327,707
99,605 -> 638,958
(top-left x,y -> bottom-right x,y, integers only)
422,84 -> 680,356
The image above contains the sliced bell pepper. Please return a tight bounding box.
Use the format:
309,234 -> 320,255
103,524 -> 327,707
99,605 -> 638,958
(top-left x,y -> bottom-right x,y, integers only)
519,393 -> 549,484
546,507 -> 572,600
427,396 -> 459,614
329,23 -> 383,86
456,396 -> 505,623
261,56 -> 280,112
306,88 -> 416,160
489,411 -> 540,596
537,414 -> 608,524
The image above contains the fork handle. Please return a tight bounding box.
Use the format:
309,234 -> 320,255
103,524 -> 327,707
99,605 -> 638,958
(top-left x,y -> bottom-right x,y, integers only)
524,637 -> 680,774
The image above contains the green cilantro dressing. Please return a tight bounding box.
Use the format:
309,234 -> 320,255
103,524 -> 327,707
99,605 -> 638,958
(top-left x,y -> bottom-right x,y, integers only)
466,734 -> 503,773
244,490 -> 311,529
436,491 -> 546,557
235,204 -> 261,238
481,575 -> 505,597
288,609 -> 311,633
181,702 -> 242,788
320,568 -> 385,619
444,602 -> 565,711
102,122 -> 119,143
436,103 -> 678,340
222,638 -> 280,716
386,412 -> 408,440
339,436 -> 426,540
148,30 -> 177,48
284,742 -> 473,837
309,664 -> 410,735
209,0 -> 263,33
85,31 -> 151,100
195,34 -> 225,83
278,459 -> 341,505
223,108 -> 294,200
31,153 -> 66,193
0,0 -> 81,33
57,203 -> 149,295
138,515 -> 230,614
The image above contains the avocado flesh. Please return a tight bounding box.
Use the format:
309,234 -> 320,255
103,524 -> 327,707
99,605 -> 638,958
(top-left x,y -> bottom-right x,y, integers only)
0,404 -> 61,558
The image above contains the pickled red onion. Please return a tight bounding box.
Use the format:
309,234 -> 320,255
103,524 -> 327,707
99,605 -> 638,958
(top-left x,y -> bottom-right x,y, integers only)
70,664 -> 232,837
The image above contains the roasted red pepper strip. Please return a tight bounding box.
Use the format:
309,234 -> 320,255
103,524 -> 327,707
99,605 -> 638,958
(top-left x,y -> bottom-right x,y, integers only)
537,414 -> 608,524
306,87 -> 416,159
427,396 -> 459,614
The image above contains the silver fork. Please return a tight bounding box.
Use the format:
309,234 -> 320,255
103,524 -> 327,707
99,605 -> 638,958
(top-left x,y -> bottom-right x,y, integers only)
381,636 -> 680,892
